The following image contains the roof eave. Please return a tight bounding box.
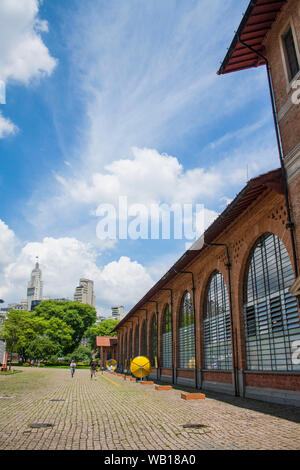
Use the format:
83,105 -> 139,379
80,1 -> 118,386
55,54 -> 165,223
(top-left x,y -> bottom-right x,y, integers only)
112,168 -> 283,332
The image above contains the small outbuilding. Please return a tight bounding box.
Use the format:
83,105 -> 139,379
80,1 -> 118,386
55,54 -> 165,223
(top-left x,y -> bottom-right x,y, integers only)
96,336 -> 118,368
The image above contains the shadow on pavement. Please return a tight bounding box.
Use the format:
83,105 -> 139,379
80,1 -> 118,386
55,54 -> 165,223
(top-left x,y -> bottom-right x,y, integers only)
151,378 -> 300,425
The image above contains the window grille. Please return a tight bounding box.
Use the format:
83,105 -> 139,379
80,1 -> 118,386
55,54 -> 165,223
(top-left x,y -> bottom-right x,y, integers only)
178,291 -> 195,369
149,314 -> 158,367
203,271 -> 232,370
244,233 -> 300,371
162,304 -> 173,369
283,27 -> 300,81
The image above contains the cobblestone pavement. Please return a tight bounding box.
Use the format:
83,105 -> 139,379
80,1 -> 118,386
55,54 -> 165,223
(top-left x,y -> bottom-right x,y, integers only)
0,367 -> 300,450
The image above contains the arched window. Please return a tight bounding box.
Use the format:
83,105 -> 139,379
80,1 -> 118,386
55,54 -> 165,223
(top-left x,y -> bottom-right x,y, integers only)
203,271 -> 232,370
134,325 -> 139,357
162,304 -> 172,368
149,314 -> 158,367
244,233 -> 300,371
178,291 -> 195,369
141,320 -> 147,357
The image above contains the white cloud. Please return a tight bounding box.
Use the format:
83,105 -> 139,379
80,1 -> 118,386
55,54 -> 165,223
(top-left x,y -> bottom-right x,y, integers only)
23,0 -> 273,241
0,0 -> 57,84
0,221 -> 154,313
0,0 -> 57,137
57,147 -> 222,207
97,256 -> 153,307
0,111 -> 18,138
0,220 -> 18,265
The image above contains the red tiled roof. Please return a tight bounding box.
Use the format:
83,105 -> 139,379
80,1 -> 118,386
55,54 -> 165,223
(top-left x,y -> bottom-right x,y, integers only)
96,336 -> 118,347
218,0 -> 286,75
113,168 -> 283,332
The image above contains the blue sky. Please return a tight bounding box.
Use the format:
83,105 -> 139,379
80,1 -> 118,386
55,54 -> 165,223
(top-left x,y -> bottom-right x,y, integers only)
0,0 -> 280,314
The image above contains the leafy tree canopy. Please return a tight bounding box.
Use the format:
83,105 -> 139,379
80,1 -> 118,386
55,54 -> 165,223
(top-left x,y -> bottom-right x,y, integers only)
26,336 -> 58,361
65,345 -> 92,363
0,309 -> 73,360
33,300 -> 97,353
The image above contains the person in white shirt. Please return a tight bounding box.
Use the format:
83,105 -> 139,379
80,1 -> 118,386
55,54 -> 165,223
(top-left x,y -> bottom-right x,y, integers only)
70,360 -> 76,378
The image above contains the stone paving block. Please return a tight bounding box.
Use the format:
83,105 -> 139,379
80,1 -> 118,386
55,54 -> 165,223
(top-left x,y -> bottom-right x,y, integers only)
181,392 -> 206,400
1,367 -> 300,451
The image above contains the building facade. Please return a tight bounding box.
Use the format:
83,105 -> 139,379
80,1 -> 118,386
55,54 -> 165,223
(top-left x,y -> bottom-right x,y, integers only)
7,301 -> 28,311
74,279 -> 95,307
113,0 -> 300,407
27,259 -> 43,311
111,306 -> 125,321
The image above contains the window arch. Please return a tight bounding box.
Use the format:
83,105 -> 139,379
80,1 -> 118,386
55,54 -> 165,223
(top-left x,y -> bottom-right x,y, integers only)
203,271 -> 232,370
141,320 -> 147,357
149,314 -> 158,367
162,304 -> 172,368
244,233 -> 300,371
178,291 -> 195,369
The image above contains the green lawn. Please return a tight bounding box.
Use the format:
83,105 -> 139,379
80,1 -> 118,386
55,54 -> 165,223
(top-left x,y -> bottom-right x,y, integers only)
0,367 -> 56,396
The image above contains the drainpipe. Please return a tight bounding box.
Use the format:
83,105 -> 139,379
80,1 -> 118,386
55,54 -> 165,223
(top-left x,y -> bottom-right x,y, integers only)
173,269 -> 198,390
238,37 -> 298,279
147,300 -> 159,381
204,242 -> 238,397
160,288 -> 175,384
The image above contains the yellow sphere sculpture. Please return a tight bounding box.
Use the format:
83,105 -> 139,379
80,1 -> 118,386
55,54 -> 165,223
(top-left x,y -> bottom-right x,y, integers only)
130,356 -> 151,378
106,358 -> 117,370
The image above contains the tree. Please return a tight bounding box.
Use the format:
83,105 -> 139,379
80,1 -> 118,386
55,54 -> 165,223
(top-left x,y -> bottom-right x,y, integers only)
84,319 -> 119,351
0,310 -> 37,361
26,336 -> 58,362
0,309 -> 73,360
33,300 -> 97,353
65,345 -> 92,363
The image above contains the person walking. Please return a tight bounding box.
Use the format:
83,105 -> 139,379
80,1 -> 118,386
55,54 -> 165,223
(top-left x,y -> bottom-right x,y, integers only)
90,359 -> 97,379
70,360 -> 76,378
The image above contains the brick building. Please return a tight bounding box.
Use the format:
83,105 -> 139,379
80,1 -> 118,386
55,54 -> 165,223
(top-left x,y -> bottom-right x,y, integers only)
113,0 -> 300,407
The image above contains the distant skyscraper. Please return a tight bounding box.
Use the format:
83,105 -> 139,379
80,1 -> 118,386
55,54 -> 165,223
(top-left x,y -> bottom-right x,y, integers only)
27,258 -> 43,311
111,306 -> 124,321
74,279 -> 95,307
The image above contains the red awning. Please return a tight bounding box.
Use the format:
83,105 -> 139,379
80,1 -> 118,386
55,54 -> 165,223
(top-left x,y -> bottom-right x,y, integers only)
218,0 -> 286,75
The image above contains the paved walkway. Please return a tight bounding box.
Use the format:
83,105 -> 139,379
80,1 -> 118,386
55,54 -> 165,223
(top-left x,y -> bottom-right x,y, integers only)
0,367 -> 300,450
